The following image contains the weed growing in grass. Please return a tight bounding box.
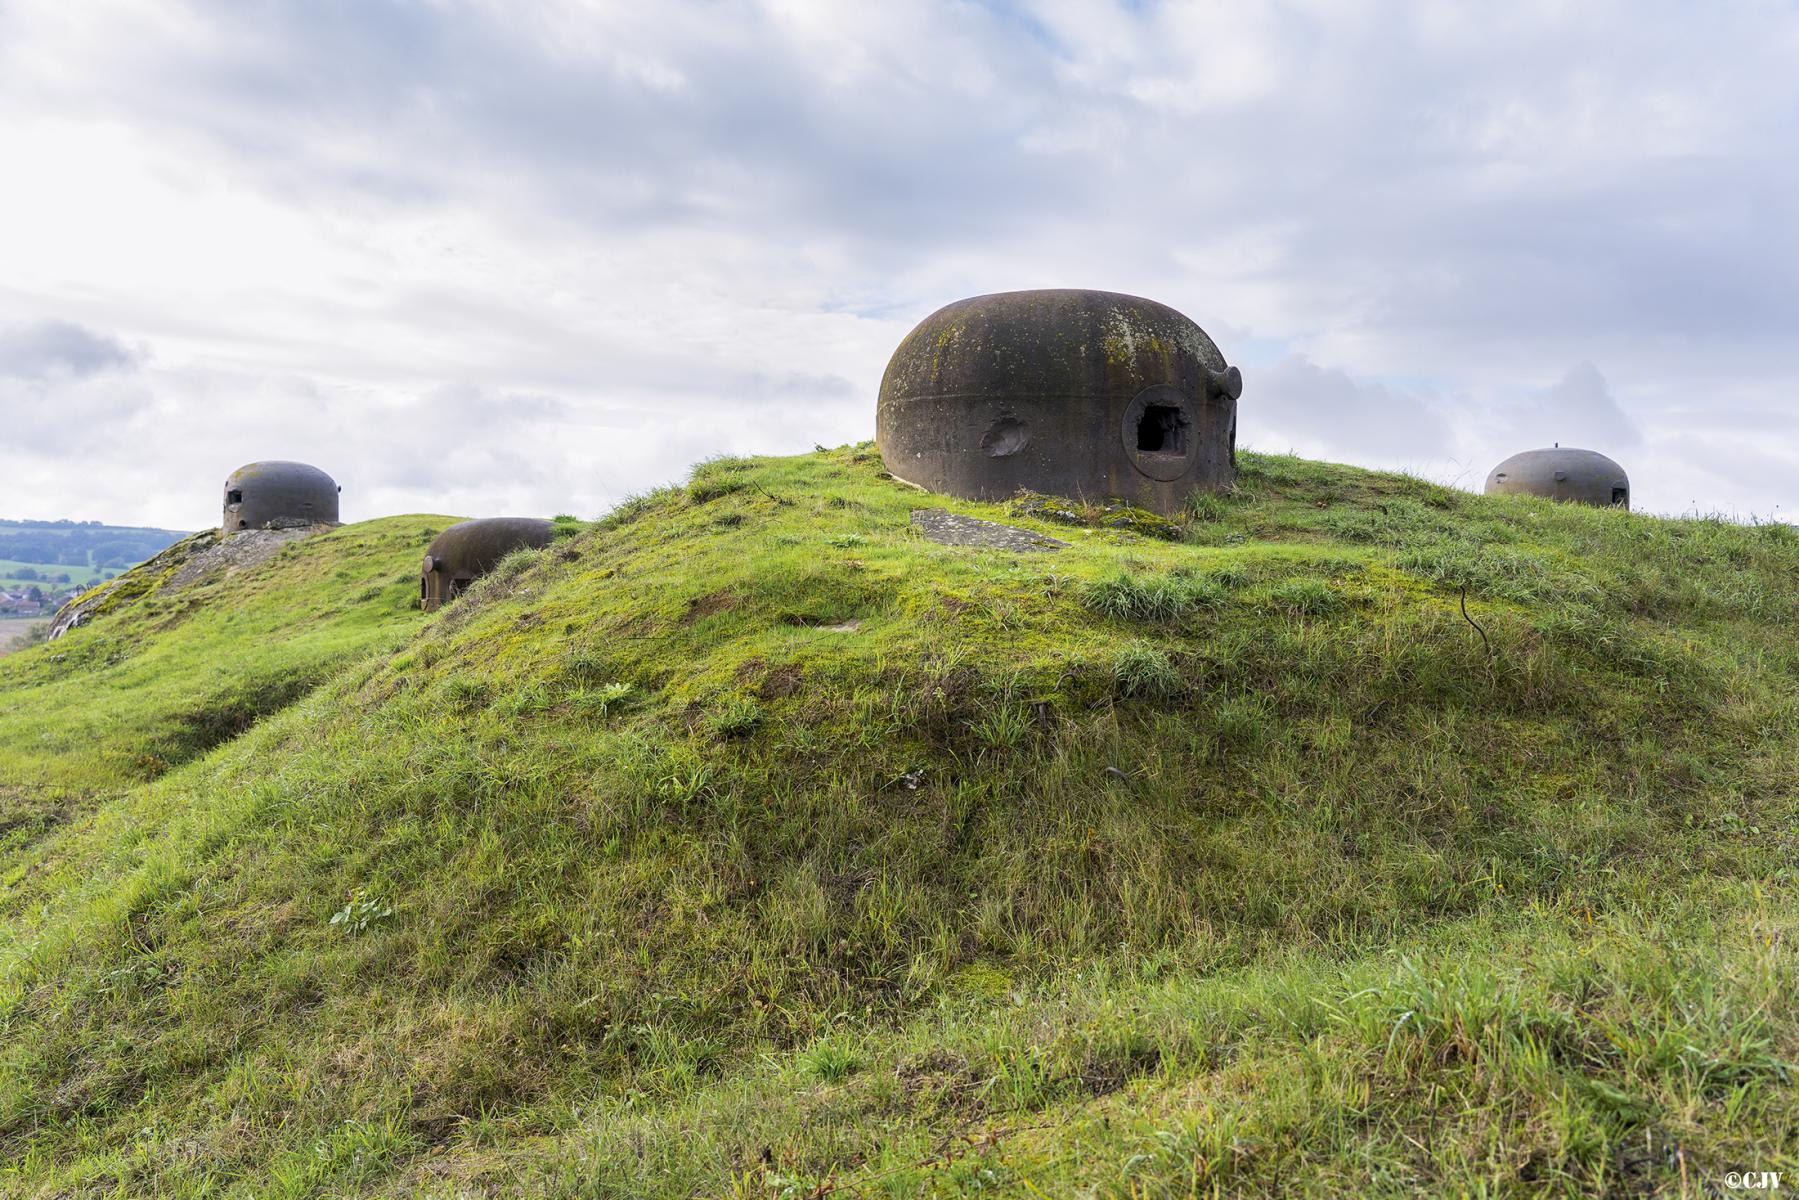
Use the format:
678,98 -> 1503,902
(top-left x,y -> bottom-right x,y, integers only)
1397,542 -> 1592,605
328,890 -> 393,935
800,1033 -> 865,1082
560,648 -> 610,682
1213,693 -> 1275,751
572,681 -> 634,718
709,695 -> 764,738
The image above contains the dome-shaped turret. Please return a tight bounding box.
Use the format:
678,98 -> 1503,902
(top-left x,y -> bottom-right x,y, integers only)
1484,447 -> 1630,509
420,517 -> 555,612
876,289 -> 1242,516
222,461 -> 340,534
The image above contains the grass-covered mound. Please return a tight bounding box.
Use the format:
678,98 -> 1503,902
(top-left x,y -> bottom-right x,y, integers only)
2,447 -> 1796,1196
0,517 -> 445,810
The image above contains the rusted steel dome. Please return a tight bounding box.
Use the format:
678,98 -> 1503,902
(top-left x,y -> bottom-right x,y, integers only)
221,461 -> 340,534
1484,447 -> 1630,509
420,517 -> 555,612
876,289 -> 1241,516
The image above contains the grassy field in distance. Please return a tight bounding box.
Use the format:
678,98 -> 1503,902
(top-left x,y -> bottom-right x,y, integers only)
0,557 -> 110,589
0,617 -> 41,655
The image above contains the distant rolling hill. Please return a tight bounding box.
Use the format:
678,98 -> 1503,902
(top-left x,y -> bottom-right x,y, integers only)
0,518 -> 190,620
0,517 -> 190,573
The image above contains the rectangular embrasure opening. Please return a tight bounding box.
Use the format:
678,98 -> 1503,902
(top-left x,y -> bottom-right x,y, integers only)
1136,404 -> 1188,454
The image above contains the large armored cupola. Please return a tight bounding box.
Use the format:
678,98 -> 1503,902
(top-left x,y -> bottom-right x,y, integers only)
221,461 -> 341,534
420,517 -> 555,612
875,289 -> 1242,517
1484,447 -> 1630,509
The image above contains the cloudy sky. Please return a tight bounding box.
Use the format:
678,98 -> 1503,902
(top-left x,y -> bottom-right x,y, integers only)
1,0 -> 1795,528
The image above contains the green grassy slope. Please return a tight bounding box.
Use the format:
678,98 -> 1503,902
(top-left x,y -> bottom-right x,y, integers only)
2,447 -> 1796,1197
0,517 -> 449,793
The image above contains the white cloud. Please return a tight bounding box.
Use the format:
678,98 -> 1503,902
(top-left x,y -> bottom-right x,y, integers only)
1248,355 -> 1455,466
0,320 -> 137,380
0,0 -> 1794,525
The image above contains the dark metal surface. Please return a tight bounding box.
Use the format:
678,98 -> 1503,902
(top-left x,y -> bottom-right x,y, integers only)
420,517 -> 555,612
221,461 -> 341,534
1484,447 -> 1630,509
876,289 -> 1240,516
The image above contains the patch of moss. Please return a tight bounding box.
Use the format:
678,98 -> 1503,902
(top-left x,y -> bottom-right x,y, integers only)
1009,492 -> 1184,540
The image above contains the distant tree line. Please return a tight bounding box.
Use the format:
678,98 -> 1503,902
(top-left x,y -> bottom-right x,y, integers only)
0,521 -> 187,570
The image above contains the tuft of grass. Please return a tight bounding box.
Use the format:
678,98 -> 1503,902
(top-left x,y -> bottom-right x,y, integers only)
1112,641 -> 1182,697
1079,571 -> 1226,622
1265,577 -> 1345,616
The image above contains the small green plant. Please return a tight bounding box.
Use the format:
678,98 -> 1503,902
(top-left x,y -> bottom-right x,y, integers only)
572,680 -> 634,718
708,695 -> 763,738
329,890 -> 393,935
800,1033 -> 864,1082
656,761 -> 715,803
826,534 -> 866,549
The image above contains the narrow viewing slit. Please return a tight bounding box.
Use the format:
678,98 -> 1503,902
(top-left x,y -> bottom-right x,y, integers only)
1136,404 -> 1188,454
226,489 -> 243,505
1612,487 -> 1628,506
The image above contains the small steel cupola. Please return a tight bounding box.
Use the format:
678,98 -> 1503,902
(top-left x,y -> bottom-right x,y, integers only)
1484,447 -> 1630,509
420,517 -> 556,612
221,461 -> 341,534
875,289 -> 1242,517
